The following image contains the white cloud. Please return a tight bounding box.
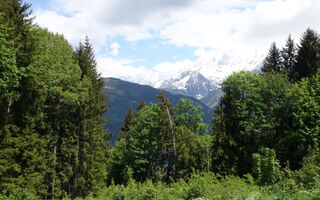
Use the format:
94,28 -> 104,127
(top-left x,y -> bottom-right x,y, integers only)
160,0 -> 320,52
33,0 -> 320,52
97,56 -> 195,87
110,42 -> 120,56
33,0 -> 320,85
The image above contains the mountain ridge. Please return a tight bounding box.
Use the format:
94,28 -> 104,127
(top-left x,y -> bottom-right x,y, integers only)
103,77 -> 213,144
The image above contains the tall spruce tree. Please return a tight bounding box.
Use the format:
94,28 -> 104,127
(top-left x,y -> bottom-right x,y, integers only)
0,0 -> 35,68
293,28 -> 320,81
281,34 -> 297,82
73,36 -> 110,198
261,42 -> 282,74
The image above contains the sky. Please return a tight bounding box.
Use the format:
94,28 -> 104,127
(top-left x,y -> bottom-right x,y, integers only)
28,0 -> 320,85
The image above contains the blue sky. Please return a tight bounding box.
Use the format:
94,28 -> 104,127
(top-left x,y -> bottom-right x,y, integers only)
28,0 -> 320,86
29,0 -> 198,68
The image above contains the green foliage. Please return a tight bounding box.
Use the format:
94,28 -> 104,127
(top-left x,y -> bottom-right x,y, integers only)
0,188 -> 35,200
294,147 -> 320,188
176,98 -> 207,135
3,1 -> 320,199
0,0 -> 35,68
0,11 -> 109,198
281,34 -> 297,82
261,42 -> 282,74
212,71 -> 291,175
284,71 -> 320,169
104,78 -> 212,144
118,107 -> 134,140
253,148 -> 281,185
212,71 -> 261,175
125,103 -> 164,182
293,28 -> 320,81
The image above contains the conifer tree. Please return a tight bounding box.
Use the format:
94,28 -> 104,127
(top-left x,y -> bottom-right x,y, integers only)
157,92 -> 176,180
0,1 -> 47,196
137,100 -> 147,111
0,0 -> 35,68
281,34 -> 297,82
118,107 -> 134,140
73,37 -> 110,198
261,42 -> 282,74
293,28 -> 320,81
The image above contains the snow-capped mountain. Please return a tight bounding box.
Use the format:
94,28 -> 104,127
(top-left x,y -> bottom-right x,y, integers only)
159,50 -> 265,104
105,49 -> 265,107
160,71 -> 217,99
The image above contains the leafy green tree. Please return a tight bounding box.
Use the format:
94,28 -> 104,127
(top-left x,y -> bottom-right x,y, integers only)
108,139 -> 128,185
197,134 -> 213,172
293,28 -> 320,81
175,98 -> 207,135
281,34 -> 297,82
283,71 -> 320,169
212,72 -> 291,175
125,104 -> 164,182
261,42 -> 282,74
0,20 -> 19,124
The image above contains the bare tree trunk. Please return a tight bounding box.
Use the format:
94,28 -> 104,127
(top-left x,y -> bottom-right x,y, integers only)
206,145 -> 210,172
165,106 -> 176,157
52,145 -> 57,200
7,96 -> 12,115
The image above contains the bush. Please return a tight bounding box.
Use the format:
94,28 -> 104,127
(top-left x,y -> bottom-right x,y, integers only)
253,148 -> 281,185
0,189 -> 35,200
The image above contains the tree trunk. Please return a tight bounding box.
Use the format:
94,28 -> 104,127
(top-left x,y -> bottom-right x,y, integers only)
52,145 -> 57,200
206,145 -> 210,172
165,106 -> 176,157
7,96 -> 12,115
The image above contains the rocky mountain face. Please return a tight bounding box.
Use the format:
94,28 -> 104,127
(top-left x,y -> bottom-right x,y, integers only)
160,71 -> 216,99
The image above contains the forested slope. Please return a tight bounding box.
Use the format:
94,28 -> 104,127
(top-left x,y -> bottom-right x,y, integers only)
2,1 -> 320,200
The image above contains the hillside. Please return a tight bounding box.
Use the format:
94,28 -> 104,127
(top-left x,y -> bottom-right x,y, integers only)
103,78 -> 213,143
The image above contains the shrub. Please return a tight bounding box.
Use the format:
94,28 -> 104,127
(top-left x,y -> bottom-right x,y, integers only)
253,148 -> 281,185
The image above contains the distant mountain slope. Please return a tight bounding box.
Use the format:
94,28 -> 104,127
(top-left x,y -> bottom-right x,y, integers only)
200,88 -> 224,108
103,78 -> 213,144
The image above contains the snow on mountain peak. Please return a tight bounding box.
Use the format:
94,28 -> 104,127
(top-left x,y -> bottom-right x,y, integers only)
159,49 -> 265,100
110,49 -> 265,92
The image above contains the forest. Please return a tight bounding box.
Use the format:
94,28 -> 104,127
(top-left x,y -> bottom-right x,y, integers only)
1,0 -> 320,199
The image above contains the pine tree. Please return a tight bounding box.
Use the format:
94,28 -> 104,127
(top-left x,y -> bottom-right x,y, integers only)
261,42 -> 282,74
281,34 -> 297,82
73,36 -> 110,198
137,100 -> 146,111
0,2 -> 47,196
293,28 -> 320,81
0,0 -> 35,68
118,107 -> 134,140
156,92 -> 176,181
